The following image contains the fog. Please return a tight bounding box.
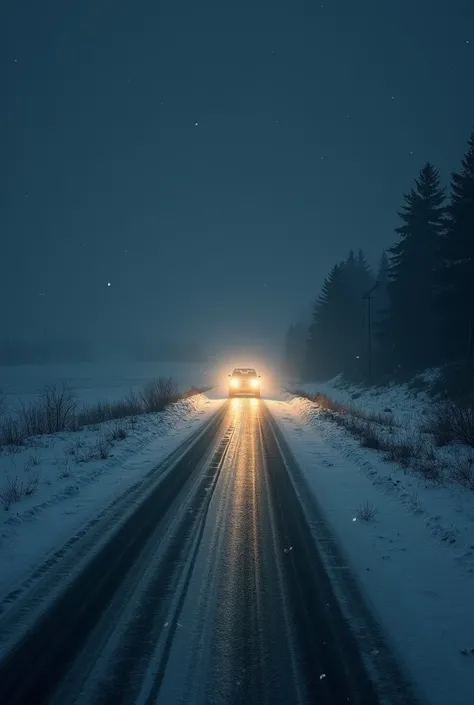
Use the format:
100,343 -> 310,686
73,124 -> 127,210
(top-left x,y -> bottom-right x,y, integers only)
2,1 -> 473,367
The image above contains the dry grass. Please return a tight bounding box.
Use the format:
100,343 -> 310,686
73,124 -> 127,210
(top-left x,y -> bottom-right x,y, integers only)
356,501 -> 379,521
0,474 -> 39,509
446,449 -> 474,490
74,436 -> 112,463
0,417 -> 25,447
0,377 -> 202,449
424,401 -> 474,447
140,377 -> 178,413
295,390 -> 449,486
106,422 -> 128,442
57,460 -> 72,479
77,392 -> 143,426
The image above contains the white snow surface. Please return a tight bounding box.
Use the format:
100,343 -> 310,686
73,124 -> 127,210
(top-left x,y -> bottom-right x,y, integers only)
295,372 -> 434,428
0,393 -> 222,599
0,361 -> 215,410
269,387 -> 474,705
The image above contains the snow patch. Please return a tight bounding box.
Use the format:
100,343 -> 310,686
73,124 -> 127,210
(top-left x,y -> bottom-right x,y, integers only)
270,394 -> 474,705
0,394 -> 222,598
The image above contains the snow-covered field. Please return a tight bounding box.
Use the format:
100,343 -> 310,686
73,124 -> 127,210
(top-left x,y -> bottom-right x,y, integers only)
271,376 -> 474,705
0,393 -> 223,599
4,361 -> 474,703
0,361 -> 216,410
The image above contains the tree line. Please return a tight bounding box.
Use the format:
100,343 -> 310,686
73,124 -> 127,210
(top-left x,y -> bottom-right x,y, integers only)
285,132 -> 474,382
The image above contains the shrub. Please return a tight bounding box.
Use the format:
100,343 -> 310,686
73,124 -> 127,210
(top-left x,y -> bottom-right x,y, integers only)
106,422 -> 127,442
313,393 -> 345,413
424,401 -> 474,447
65,438 -> 86,457
0,476 -> 24,507
0,417 -> 25,447
24,474 -> 39,496
40,383 -> 77,433
24,454 -> 41,472
77,392 -> 143,426
383,435 -> 421,467
58,460 -> 72,479
356,501 -> 378,521
447,450 -> 474,490
16,383 -> 77,437
16,400 -> 48,437
359,422 -> 384,450
93,437 -> 111,460
140,377 -> 178,413
413,454 -> 444,484
0,474 -> 39,508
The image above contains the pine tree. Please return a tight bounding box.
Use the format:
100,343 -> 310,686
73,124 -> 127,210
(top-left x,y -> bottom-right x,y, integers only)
284,323 -> 307,379
342,249 -> 375,377
438,133 -> 474,362
381,162 -> 445,372
374,250 -> 390,328
356,248 -> 375,295
307,263 -> 350,378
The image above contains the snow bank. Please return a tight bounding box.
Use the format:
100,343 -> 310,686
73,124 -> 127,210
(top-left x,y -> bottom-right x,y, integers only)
297,373 -> 433,429
0,394 -> 222,598
270,394 -> 474,705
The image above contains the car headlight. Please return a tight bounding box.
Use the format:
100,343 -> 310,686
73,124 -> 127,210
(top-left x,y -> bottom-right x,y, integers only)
231,378 -> 240,388
251,378 -> 260,388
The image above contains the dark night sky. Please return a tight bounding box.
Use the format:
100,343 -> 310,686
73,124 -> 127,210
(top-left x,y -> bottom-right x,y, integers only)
2,0 -> 473,356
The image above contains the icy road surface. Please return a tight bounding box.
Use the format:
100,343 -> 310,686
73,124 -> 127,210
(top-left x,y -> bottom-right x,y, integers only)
0,399 -> 414,705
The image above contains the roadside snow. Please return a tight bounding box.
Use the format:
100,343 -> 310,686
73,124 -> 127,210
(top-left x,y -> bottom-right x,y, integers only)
297,373 -> 432,429
269,395 -> 474,705
0,394 -> 222,599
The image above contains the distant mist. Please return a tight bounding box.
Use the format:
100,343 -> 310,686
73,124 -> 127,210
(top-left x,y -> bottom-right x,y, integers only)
0,337 -> 208,365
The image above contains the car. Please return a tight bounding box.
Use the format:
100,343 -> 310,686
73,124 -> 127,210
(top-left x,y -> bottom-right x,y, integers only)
228,368 -> 261,398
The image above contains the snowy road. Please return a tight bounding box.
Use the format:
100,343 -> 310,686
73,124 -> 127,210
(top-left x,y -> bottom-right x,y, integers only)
0,399 -> 413,705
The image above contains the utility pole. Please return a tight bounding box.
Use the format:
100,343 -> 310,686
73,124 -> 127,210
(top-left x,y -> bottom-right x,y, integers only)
362,281 -> 380,383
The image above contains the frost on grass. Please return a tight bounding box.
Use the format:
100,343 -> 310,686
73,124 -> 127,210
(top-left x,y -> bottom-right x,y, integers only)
105,422 -> 128,442
356,501 -> 379,522
57,460 -> 72,480
0,474 -> 40,509
446,449 -> 474,490
424,400 -> 474,447
0,377 -> 198,451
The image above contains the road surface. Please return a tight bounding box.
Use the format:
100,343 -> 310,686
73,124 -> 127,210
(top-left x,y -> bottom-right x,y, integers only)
0,399 -> 414,705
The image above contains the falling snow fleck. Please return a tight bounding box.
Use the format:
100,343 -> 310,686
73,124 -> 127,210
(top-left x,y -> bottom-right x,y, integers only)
320,673 -> 326,680
107,282 -> 111,287
353,517 -> 357,522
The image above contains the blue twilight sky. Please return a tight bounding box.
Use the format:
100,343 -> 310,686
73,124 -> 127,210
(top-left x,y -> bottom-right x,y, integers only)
1,0 -> 473,356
